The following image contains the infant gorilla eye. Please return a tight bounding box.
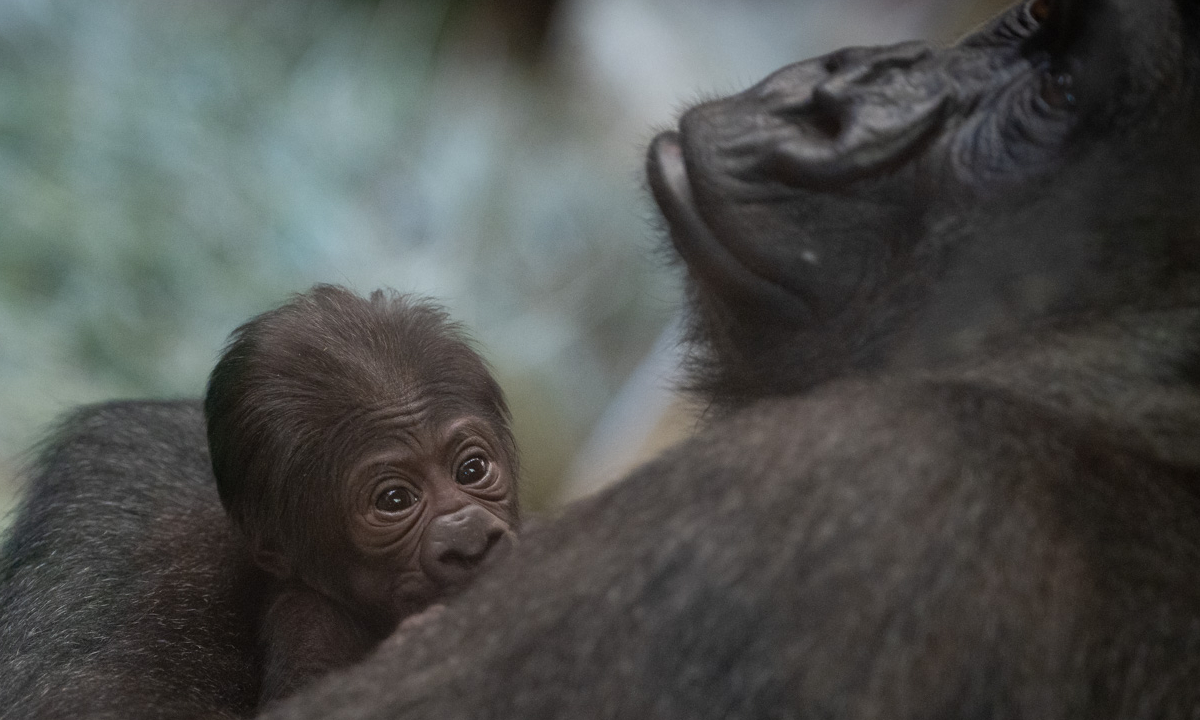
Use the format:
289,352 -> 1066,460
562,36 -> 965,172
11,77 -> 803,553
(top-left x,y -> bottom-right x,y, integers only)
375,487 -> 419,513
1028,0 -> 1050,23
455,456 -> 490,486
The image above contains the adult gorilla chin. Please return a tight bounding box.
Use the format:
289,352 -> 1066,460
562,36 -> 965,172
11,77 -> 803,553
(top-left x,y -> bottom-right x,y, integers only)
263,0 -> 1200,717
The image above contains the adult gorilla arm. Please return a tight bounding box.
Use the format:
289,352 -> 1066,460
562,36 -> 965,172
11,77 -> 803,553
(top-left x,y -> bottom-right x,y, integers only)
0,402 -> 261,719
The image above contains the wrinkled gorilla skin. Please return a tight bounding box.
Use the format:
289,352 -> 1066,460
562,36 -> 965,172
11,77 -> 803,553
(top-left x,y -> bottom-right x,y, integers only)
0,402 -> 262,719
262,0 -> 1200,718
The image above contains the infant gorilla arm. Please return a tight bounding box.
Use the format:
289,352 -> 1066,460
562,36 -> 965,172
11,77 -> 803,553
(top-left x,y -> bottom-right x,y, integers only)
256,587 -> 374,703
204,285 -> 519,705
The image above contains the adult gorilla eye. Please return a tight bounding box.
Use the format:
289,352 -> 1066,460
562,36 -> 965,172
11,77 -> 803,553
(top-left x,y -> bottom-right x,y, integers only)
1028,0 -> 1051,23
455,456 -> 490,486
1039,70 -> 1076,110
375,487 -> 418,513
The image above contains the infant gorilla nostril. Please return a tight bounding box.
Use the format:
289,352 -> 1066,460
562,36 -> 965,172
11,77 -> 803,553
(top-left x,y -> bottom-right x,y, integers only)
439,527 -> 503,567
422,505 -> 512,585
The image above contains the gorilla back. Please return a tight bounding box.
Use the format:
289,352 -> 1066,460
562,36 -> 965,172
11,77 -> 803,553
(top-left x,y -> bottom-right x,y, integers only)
265,0 -> 1200,717
0,402 -> 260,719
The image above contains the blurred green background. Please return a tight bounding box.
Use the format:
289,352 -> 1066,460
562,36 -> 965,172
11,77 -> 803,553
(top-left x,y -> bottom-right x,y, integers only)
0,0 -> 1008,521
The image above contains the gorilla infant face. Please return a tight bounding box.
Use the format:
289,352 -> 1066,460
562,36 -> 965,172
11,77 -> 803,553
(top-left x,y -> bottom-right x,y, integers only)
648,0 -> 1200,400
206,286 -> 520,634
340,411 -> 516,625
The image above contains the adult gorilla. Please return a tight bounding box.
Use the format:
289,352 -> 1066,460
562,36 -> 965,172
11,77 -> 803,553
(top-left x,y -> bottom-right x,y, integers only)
5,0 -> 1200,717
264,0 -> 1200,717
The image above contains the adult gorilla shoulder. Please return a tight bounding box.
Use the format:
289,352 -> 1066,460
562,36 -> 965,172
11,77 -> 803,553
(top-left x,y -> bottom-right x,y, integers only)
265,0 -> 1200,718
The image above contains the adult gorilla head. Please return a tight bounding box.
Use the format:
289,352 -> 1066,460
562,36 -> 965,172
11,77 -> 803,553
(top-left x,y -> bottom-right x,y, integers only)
650,0 -> 1200,402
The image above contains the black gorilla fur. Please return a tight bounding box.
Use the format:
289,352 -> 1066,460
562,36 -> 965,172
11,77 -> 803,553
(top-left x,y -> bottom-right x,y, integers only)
5,0 -> 1200,717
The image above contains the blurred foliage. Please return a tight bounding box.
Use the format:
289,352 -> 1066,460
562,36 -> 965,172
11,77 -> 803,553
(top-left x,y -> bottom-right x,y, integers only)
0,0 -> 1005,522
0,0 -> 674,513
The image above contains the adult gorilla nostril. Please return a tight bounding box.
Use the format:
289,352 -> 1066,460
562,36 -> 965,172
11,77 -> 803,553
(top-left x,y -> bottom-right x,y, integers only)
817,43 -> 931,86
807,86 -> 847,139
821,46 -> 876,75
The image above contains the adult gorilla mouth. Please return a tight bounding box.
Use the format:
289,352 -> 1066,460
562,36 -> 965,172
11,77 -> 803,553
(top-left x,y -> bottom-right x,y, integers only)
647,131 -> 810,319
647,42 -> 959,324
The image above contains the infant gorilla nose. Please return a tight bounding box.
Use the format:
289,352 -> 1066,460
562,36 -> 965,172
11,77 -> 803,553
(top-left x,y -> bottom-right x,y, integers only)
422,505 -> 514,585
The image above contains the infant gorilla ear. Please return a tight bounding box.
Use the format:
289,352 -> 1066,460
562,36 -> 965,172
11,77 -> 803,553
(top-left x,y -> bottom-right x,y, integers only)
204,284 -> 520,706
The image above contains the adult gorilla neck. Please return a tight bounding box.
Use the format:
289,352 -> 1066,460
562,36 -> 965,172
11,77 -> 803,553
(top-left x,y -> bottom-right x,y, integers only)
691,298 -> 1200,423
916,306 -> 1200,464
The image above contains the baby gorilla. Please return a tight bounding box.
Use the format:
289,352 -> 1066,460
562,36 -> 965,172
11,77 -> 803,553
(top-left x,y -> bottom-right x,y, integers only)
204,285 -> 519,707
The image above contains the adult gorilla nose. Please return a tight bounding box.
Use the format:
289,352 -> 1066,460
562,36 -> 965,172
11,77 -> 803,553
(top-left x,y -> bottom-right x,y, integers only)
752,41 -> 936,112
422,505 -> 513,586
707,40 -> 951,187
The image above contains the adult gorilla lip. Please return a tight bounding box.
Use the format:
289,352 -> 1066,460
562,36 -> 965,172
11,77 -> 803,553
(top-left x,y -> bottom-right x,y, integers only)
647,131 -> 811,319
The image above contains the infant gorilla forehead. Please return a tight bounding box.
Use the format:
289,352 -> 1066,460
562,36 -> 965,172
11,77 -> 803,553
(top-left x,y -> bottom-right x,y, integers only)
204,284 -> 519,705
345,412 -> 516,592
